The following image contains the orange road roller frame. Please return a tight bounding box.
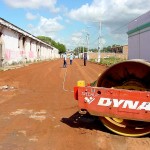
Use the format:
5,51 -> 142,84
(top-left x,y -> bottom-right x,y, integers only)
74,86 -> 150,122
74,60 -> 150,136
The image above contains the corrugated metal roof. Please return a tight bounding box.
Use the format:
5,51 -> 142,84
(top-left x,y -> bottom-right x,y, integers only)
128,10 -> 150,31
0,17 -> 53,49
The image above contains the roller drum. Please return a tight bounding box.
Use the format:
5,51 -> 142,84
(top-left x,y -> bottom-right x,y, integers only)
97,59 -> 150,137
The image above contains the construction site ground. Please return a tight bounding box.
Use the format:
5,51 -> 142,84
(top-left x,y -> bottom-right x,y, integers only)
0,59 -> 149,150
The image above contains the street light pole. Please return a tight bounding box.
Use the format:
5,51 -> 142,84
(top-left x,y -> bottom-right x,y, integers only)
82,26 -> 91,60
83,41 -> 84,59
98,21 -> 102,63
86,33 -> 89,60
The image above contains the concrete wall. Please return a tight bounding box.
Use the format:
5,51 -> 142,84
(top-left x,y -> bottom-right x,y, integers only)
3,28 -> 22,63
0,18 -> 60,66
53,47 -> 60,58
2,27 -> 58,64
86,45 -> 128,60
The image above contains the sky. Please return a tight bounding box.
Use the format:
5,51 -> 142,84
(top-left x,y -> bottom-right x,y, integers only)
0,0 -> 150,50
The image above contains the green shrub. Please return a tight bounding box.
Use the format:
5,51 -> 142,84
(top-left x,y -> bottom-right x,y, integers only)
90,57 -> 127,66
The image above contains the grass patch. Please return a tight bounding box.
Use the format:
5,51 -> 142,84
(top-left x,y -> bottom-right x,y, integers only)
90,57 -> 127,66
100,57 -> 126,66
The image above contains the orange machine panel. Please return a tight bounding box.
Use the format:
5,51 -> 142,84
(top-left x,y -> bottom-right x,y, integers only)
74,86 -> 150,122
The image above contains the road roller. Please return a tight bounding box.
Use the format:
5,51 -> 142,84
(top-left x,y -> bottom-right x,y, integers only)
74,59 -> 150,137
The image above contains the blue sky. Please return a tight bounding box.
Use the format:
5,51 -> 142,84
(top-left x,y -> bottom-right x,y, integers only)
0,0 -> 150,50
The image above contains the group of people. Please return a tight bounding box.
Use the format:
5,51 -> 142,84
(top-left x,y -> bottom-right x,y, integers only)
63,53 -> 73,68
63,52 -> 87,68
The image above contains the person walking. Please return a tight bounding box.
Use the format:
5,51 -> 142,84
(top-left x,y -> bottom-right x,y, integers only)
63,53 -> 67,68
84,53 -> 87,66
70,53 -> 73,65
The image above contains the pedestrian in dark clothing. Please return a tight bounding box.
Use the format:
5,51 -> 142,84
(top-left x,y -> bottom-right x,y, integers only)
84,53 -> 87,66
70,53 -> 73,65
63,53 -> 67,68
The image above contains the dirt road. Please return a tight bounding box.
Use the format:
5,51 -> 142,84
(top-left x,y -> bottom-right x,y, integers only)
0,59 -> 149,150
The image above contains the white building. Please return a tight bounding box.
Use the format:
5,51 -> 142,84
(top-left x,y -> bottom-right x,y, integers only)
128,11 -> 150,61
0,18 -> 59,67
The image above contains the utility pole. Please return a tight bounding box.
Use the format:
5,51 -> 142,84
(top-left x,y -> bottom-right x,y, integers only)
82,26 -> 90,60
98,21 -> 102,63
83,41 -> 84,59
86,33 -> 89,60
78,47 -> 80,58
77,44 -> 81,59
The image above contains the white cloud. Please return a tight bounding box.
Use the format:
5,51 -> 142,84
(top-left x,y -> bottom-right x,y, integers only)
26,12 -> 37,20
71,35 -> 83,45
28,16 -> 64,38
66,0 -> 150,47
68,0 -> 150,31
4,0 -> 59,13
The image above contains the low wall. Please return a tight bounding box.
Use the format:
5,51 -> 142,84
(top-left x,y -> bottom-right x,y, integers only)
89,52 -> 128,60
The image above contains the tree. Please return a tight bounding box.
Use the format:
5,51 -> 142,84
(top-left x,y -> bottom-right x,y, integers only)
73,46 -> 87,53
57,43 -> 66,54
37,36 -> 52,45
90,48 -> 98,52
37,36 -> 66,54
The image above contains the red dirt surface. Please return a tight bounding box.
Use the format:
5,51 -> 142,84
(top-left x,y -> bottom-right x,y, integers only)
0,59 -> 149,150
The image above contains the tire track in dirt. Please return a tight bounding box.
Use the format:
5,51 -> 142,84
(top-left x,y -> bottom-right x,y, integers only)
0,59 -> 149,150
